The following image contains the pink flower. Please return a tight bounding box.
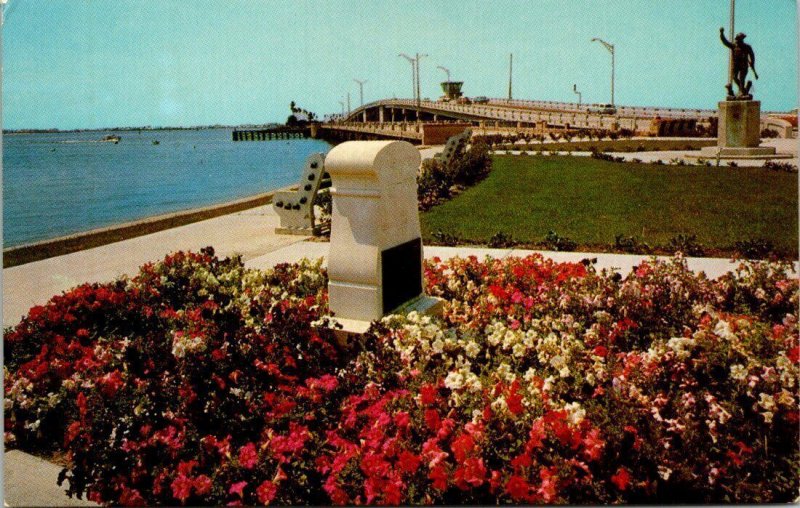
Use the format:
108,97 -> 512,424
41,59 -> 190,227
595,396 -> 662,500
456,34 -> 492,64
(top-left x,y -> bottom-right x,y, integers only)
256,480 -> 277,505
228,481 -> 247,498
171,474 -> 193,502
193,475 -> 213,496
238,442 -> 258,469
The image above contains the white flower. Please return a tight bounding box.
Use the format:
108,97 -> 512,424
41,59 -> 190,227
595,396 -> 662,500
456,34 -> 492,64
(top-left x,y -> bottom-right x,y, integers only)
444,371 -> 465,390
761,411 -> 774,424
713,320 -> 736,341
464,341 -> 480,358
658,466 -> 672,480
757,393 -> 776,411
729,364 -> 747,381
564,402 -> 586,425
667,337 -> 696,360
431,338 -> 444,354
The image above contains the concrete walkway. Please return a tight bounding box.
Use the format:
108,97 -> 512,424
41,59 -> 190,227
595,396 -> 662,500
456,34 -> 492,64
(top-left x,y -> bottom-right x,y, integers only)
2,205 -> 309,327
247,242 -> 782,280
498,138 -> 798,167
4,450 -> 97,507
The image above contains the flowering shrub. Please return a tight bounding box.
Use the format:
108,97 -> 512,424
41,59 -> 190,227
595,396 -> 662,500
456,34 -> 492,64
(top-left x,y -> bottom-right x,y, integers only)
5,249 -> 799,505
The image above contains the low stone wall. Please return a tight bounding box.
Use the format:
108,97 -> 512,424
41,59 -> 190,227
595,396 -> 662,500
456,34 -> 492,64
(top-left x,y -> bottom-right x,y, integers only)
498,138 -> 717,153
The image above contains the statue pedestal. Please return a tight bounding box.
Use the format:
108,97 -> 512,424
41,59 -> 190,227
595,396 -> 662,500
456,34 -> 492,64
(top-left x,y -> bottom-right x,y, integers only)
699,100 -> 779,158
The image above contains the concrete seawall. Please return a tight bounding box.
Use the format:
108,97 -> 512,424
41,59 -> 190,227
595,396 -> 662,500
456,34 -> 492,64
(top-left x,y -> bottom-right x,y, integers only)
3,188 -> 292,268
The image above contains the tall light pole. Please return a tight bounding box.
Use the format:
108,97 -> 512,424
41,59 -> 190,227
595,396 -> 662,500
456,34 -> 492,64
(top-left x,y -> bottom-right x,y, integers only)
338,100 -> 345,118
399,53 -> 416,102
591,37 -> 615,107
415,53 -> 428,119
436,65 -> 451,82
573,84 -> 582,107
346,92 -> 351,116
353,79 -> 367,107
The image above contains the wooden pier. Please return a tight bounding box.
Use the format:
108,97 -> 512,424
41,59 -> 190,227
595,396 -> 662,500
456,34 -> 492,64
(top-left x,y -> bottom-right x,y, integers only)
232,127 -> 309,141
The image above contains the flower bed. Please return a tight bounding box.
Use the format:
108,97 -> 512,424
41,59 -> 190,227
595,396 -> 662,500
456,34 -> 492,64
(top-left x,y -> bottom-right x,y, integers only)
4,248 -> 799,505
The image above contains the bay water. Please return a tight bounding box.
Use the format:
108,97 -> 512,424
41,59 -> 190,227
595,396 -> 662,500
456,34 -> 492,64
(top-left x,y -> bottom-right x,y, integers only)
2,129 -> 331,247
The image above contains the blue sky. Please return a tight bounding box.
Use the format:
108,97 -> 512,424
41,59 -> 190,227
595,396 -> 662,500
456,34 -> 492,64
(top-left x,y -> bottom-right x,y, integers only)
2,0 -> 797,129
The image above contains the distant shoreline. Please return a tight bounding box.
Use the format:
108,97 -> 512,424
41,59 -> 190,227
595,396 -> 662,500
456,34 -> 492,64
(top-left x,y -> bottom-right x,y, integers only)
3,125 -> 283,135
2,188 -> 291,268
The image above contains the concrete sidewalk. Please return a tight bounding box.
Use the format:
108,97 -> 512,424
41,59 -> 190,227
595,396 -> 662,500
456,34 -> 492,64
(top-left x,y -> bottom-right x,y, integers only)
2,205 -> 309,327
247,242 -> 784,280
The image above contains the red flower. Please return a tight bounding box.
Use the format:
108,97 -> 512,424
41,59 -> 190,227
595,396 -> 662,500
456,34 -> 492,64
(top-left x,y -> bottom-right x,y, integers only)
424,409 -> 441,432
788,346 -> 799,364
419,383 -> 438,406
428,464 -> 449,491
256,480 -> 277,505
538,466 -> 558,502
323,476 -> 349,505
593,345 -> 608,357
238,442 -> 258,469
505,475 -> 530,501
611,467 -> 631,491
119,487 -> 145,506
582,428 -> 605,462
453,457 -> 486,489
451,433 -> 475,462
397,450 -> 421,473
506,380 -> 524,416
99,369 -> 125,397
510,453 -> 532,470
228,481 -> 247,498
193,475 -> 213,496
177,460 -> 198,476
171,474 -> 193,502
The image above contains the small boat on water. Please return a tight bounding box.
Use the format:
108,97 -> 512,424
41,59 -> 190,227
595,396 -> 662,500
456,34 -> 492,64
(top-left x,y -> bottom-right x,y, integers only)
60,135 -> 121,144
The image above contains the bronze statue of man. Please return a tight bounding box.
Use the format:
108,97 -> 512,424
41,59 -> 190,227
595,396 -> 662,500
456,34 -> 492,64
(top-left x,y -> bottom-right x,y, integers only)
720,27 -> 758,98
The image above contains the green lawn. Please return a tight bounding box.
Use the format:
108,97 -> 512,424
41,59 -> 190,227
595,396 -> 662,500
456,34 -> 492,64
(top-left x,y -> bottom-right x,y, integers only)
420,155 -> 798,256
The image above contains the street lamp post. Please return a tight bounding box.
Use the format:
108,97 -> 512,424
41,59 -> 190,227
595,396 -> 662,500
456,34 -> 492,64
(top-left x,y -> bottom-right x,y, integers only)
338,101 -> 345,119
399,53 -> 416,102
353,79 -> 367,107
347,93 -> 351,116
436,65 -> 450,82
415,53 -> 428,119
573,84 -> 582,107
591,37 -> 615,107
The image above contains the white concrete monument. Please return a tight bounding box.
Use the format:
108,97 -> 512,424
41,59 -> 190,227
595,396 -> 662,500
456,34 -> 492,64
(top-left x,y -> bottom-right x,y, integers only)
325,140 -> 440,332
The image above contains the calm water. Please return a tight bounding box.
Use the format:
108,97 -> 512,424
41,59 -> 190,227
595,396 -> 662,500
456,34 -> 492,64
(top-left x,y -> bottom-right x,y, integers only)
2,129 -> 331,247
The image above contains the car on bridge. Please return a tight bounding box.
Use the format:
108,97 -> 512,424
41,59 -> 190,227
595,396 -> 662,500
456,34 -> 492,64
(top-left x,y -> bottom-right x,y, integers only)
588,104 -> 617,115
472,96 -> 489,104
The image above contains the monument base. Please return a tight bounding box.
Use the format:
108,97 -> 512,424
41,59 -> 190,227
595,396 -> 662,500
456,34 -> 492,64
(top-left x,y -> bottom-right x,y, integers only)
695,145 -> 792,160
326,294 -> 444,343
717,100 -> 761,148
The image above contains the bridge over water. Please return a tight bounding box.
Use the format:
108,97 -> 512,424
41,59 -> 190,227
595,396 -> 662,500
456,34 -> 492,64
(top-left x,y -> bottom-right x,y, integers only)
314,98 -> 793,144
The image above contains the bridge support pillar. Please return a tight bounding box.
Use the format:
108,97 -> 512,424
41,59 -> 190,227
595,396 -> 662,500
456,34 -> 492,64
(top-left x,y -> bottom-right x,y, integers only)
379,106 -> 385,123
362,111 -> 367,123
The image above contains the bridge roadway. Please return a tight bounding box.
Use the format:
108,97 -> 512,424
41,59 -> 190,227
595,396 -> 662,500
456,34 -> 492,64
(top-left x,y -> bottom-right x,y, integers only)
340,98 -> 717,133
318,98 -> 793,143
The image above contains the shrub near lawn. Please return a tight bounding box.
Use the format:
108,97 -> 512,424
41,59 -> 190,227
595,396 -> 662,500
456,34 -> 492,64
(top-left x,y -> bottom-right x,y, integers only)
4,249 -> 799,505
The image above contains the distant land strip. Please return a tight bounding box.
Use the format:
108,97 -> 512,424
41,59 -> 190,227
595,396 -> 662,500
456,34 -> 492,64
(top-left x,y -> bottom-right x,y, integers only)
3,189 -> 288,268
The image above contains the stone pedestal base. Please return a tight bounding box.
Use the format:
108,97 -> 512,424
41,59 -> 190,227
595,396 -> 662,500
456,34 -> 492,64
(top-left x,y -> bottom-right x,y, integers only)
718,100 -> 761,148
328,295 -> 444,343
697,145 -> 789,159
